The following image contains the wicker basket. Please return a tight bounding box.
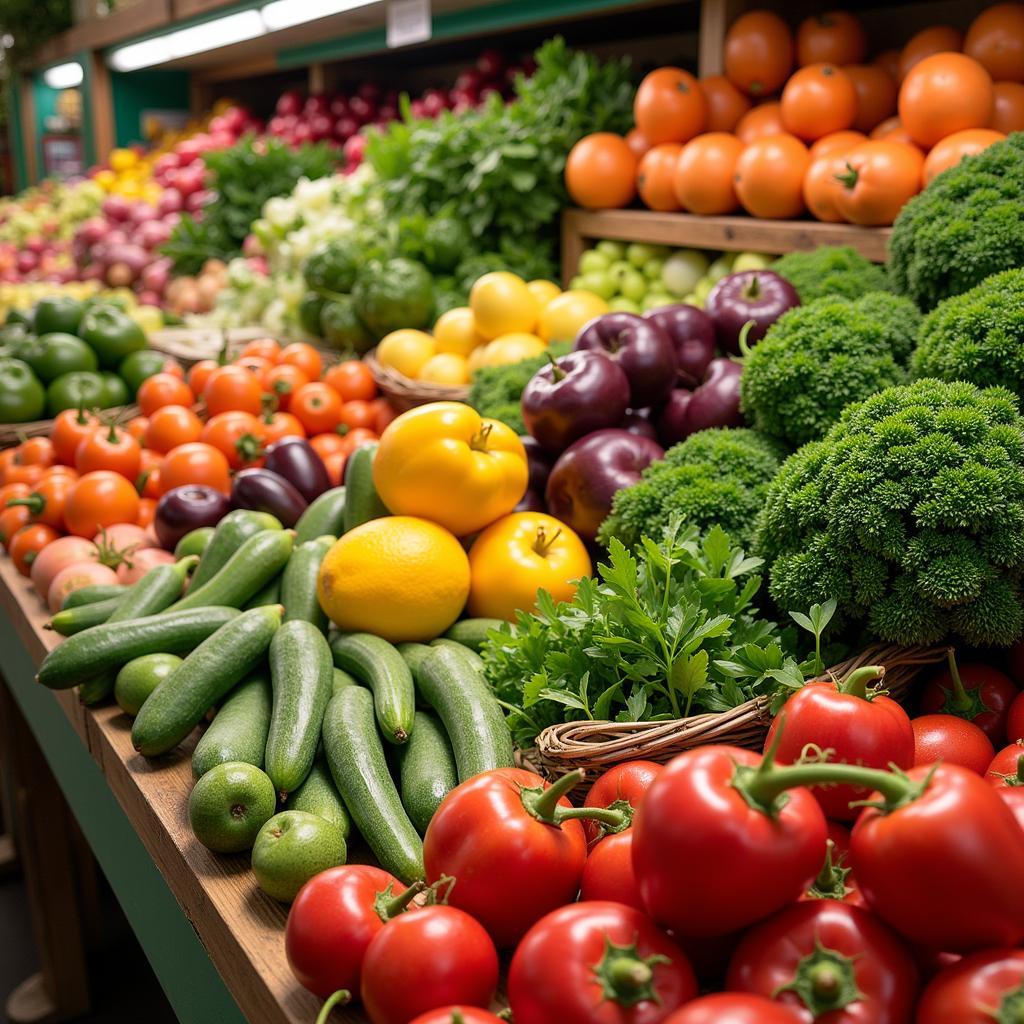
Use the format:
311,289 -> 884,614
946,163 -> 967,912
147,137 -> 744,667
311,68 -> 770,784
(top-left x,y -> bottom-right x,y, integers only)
365,349 -> 470,412
526,643 -> 948,778
148,327 -> 280,367
0,403 -> 143,450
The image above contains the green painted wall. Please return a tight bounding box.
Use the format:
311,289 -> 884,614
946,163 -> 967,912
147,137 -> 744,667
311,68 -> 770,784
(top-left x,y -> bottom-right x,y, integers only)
31,75 -> 62,177
111,70 -> 189,148
8,76 -> 28,191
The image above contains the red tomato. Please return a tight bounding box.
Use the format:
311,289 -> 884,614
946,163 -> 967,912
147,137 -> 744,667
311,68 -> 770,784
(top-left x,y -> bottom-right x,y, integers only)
308,433 -> 347,460
260,411 -> 305,445
371,397 -> 398,435
187,358 -> 219,397
204,365 -> 263,417
832,140 -> 924,226
986,739 -> 1024,786
1008,689 -> 1024,741
423,768 -> 590,948
359,905 -> 499,1024
765,667 -> 914,820
338,399 -> 377,432
912,714 -> 995,774
583,760 -> 662,843
324,360 -> 376,402
663,994 -> 803,1023
63,471 -> 140,538
135,497 -> 155,529
159,442 -> 231,495
291,383 -> 342,435
916,949 -> 1024,1024
279,342 -> 323,381
74,424 -> 142,480
262,364 -> 309,412
201,411 -> 265,470
137,448 -> 162,499
508,902 -> 697,1024
998,785 -> 1024,830
409,1010 -> 504,1024
804,150 -> 854,223
726,901 -> 917,1024
337,427 -> 378,457
125,415 -> 149,443
145,404 -> 204,455
7,473 -> 75,530
827,820 -> 852,854
322,451 -> 347,487
0,505 -> 30,548
919,653 -> 1019,744
8,523 -> 60,577
578,831 -> 643,910
234,354 -> 272,377
136,373 -> 194,416
238,337 -> 281,363
17,437 -> 55,467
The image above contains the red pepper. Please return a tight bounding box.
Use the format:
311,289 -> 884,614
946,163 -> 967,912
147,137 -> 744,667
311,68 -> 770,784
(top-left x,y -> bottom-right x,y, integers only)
919,648 -> 1019,744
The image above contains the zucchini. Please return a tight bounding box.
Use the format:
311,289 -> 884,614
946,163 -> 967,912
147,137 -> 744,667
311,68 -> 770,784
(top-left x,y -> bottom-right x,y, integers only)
62,583 -> 129,609
443,618 -> 505,652
265,621 -> 333,798
167,530 -> 293,613
295,487 -> 346,544
322,686 -> 424,882
244,574 -> 281,609
107,555 -> 197,623
332,667 -> 357,695
329,632 -> 415,744
48,595 -> 123,636
37,606 -> 240,690
398,711 -> 458,835
174,526 -> 215,560
430,637 -> 484,672
189,510 -> 281,591
191,674 -> 273,779
402,643 -> 514,782
281,537 -> 334,631
288,752 -> 351,838
78,673 -> 115,706
342,444 -> 389,533
132,605 -> 282,757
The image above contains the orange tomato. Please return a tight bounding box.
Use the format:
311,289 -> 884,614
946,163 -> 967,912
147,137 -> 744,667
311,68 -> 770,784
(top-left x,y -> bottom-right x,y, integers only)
0,449 -> 16,479
9,523 -> 60,577
735,101 -> 785,144
201,411 -> 266,469
74,424 -> 141,480
724,10 -> 794,97
899,26 -> 966,80
137,448 -> 162,499
145,404 -> 203,454
735,133 -> 811,219
187,358 -> 219,396
125,415 -> 149,443
804,151 -> 855,223
51,407 -> 102,466
371,398 -> 397,435
43,465 -> 77,483
235,354 -> 273,377
625,129 -> 653,160
673,133 -> 744,214
159,443 -> 231,495
899,52 -> 994,148
309,433 -> 347,460
261,364 -> 310,412
323,361 -> 377,403
63,471 -> 140,538
137,373 -> 194,416
279,342 -> 322,382
238,337 -> 281,363
204,364 -> 263,417
637,143 -> 684,211
698,75 -> 752,133
291,383 -> 343,435
0,506 -> 31,549
322,451 -> 347,488
261,411 -> 306,445
0,482 -> 30,507
8,472 -> 74,529
833,140 -> 924,225
869,116 -> 921,150
634,67 -> 707,145
135,497 -> 156,529
965,3 -> 1024,82
565,133 -> 638,209
843,64 -> 898,132
337,427 -> 378,456
874,48 -> 902,82
809,130 -> 867,159
781,64 -> 858,140
3,464 -> 45,487
990,80 -> 1024,132
796,10 -> 867,66
338,401 -> 378,433
922,127 -> 1006,185
17,437 -> 55,467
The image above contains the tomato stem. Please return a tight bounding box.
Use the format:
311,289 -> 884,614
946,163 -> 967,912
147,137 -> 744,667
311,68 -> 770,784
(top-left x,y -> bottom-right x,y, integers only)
314,989 -> 350,1024
835,162 -> 859,190
522,770 -> 629,829
836,665 -> 884,701
945,647 -> 973,711
373,879 -> 425,923
775,939 -> 864,1016
593,937 -> 670,1007
805,839 -> 853,901
7,493 -> 43,514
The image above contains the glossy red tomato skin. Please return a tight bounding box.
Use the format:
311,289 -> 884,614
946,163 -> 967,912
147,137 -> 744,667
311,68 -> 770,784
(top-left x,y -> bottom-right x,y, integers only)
986,740 -> 1024,786
662,993 -> 803,1023
919,661 -> 1019,744
359,906 -> 498,1024
583,760 -> 662,843
915,949 -> 1024,1024
408,1010 -> 505,1024
1007,689 -> 1024,741
766,679 -> 914,820
508,901 -> 698,1024
726,901 -> 918,1024
912,714 -> 994,774
284,865 -> 404,998
851,763 -> 1024,951
423,768 -> 588,948
580,831 -> 644,910
997,785 -> 1024,830
631,746 -> 827,937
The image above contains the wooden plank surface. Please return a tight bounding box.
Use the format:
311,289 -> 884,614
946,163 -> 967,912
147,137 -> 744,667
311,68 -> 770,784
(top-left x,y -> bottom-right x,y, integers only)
0,557 -> 365,1024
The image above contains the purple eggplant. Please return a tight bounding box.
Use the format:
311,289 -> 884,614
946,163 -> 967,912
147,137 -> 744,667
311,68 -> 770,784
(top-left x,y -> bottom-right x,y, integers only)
231,468 -> 308,528
521,435 -> 554,494
263,437 -> 330,504
154,485 -> 231,549
656,358 -> 745,446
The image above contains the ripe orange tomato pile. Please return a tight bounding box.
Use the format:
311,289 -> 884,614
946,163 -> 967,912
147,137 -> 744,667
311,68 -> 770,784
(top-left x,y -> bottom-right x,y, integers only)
566,4 -> 1023,226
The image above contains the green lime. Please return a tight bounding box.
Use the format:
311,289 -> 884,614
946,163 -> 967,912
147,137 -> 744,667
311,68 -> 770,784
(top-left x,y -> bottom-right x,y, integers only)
114,653 -> 183,717
188,762 -> 276,853
251,810 -> 346,902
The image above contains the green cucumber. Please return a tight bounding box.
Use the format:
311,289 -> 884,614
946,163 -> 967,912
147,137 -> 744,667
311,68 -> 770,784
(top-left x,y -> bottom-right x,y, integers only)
191,674 -> 273,779
244,574 -> 281,609
322,686 -> 423,882
48,595 -> 123,636
132,606 -> 282,757
189,510 -> 282,591
333,668 -> 357,695
430,637 -> 484,671
398,711 -> 458,835
265,621 -> 333,798
401,643 -> 514,782
62,583 -> 129,609
108,556 -> 197,623
38,606 -> 240,690
174,526 -> 215,560
342,444 -> 389,533
167,530 -> 293,613
329,632 -> 415,744
78,673 -> 115,706
443,618 -> 505,652
281,536 -> 334,631
295,487 -> 346,544
288,753 -> 350,838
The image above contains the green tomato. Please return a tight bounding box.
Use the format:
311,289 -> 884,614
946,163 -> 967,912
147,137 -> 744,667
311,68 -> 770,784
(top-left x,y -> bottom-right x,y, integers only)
643,257 -> 666,282
578,250 -> 611,275
627,242 -> 671,268
578,272 -> 617,301
119,350 -> 170,397
99,372 -> 130,409
46,371 -> 107,417
298,291 -> 327,337
303,238 -> 361,294
32,295 -> 84,336
608,296 -> 642,314
595,240 -> 627,262
0,358 -> 45,423
79,305 -> 147,369
5,308 -> 31,327
618,269 -> 648,302
27,333 -> 98,384
320,297 -> 374,354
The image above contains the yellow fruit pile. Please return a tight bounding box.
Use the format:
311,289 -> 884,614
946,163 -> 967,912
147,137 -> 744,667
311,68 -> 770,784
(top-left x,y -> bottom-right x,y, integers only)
93,148 -> 162,204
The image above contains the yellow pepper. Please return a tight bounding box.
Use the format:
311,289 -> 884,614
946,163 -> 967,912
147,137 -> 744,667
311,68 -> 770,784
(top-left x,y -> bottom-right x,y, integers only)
372,401 -> 528,537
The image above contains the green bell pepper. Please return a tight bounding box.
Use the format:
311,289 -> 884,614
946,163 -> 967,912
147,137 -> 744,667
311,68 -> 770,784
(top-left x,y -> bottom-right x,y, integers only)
32,295 -> 85,336
27,333 -> 99,384
119,350 -> 169,397
0,358 -> 46,423
320,296 -> 373,354
80,305 -> 146,368
99,372 -> 130,408
46,371 -> 107,417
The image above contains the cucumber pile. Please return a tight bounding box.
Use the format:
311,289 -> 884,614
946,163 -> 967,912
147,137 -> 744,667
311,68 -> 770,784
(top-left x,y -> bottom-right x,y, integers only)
35,488 -> 514,898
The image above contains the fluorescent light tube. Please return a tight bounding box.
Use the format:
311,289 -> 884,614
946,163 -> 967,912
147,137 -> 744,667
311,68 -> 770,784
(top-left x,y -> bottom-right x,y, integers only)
261,0 -> 379,32
43,61 -> 84,89
109,36 -> 176,72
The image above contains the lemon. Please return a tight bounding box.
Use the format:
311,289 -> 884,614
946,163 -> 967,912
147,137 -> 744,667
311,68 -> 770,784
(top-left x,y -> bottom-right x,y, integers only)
317,517 -> 470,643
376,329 -> 436,379
434,307 -> 486,357
527,279 -> 562,308
109,148 -> 138,173
538,289 -> 609,342
419,352 -> 470,385
467,344 -> 489,378
93,169 -> 116,191
469,272 -> 540,340
483,332 -> 546,367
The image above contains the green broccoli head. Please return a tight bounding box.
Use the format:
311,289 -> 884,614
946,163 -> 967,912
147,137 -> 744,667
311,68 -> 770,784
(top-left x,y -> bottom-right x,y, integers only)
599,428 -> 784,551
755,378 -> 1024,647
912,269 -> 1024,402
889,133 -> 1024,310
771,246 -> 889,303
739,292 -> 921,448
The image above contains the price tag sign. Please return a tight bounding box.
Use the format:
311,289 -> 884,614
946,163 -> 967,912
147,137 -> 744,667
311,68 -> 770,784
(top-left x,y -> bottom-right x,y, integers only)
387,0 -> 432,47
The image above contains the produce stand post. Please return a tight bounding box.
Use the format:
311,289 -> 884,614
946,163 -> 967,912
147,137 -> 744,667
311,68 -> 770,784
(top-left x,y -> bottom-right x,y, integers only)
697,0 -> 744,75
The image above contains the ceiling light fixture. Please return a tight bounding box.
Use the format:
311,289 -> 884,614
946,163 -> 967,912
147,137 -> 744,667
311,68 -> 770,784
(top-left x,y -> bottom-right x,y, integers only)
43,61 -> 84,89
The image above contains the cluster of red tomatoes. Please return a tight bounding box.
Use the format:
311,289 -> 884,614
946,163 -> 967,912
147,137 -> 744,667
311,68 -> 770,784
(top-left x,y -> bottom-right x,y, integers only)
284,650 -> 1024,1024
567,4 -> 1024,226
